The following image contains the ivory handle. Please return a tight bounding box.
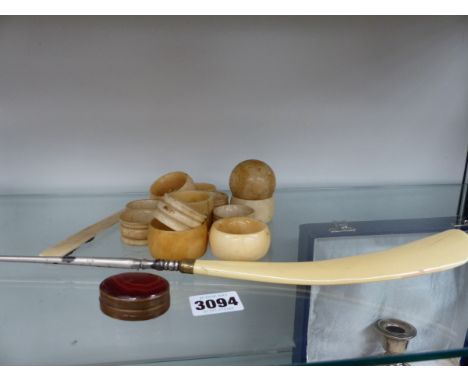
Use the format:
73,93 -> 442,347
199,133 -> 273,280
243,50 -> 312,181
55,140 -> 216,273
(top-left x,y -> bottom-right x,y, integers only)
39,211 -> 123,257
193,229 -> 468,285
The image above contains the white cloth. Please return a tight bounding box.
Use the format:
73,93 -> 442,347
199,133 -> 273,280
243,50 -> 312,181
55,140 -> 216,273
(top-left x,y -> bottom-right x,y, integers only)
306,233 -> 468,362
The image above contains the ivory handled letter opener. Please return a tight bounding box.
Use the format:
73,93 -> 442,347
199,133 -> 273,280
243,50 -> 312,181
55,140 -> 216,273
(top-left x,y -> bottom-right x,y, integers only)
3,229 -> 468,286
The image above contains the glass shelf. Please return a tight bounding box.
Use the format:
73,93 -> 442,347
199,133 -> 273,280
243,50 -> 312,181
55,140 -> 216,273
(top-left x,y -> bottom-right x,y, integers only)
0,185 -> 466,365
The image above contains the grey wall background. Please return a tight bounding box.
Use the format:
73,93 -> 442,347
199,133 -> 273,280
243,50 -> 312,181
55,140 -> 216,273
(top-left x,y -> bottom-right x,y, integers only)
1,16 -> 467,194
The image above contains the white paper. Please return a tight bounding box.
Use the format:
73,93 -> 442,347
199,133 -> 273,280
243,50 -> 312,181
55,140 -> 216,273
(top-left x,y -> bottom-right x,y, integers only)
189,291 -> 244,317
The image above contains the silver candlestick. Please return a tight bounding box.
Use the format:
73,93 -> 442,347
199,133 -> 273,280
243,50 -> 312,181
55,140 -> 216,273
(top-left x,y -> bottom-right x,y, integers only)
375,318 -> 417,365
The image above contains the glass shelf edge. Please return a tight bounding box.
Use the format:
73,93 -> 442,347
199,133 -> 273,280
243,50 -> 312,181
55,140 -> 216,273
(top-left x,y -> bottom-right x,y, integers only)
301,347 -> 468,366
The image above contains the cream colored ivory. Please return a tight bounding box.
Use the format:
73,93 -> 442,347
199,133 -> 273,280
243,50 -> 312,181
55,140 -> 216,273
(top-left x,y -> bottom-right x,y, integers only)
193,229 -> 468,285
163,193 -> 206,223
39,211 -> 123,257
230,196 -> 275,223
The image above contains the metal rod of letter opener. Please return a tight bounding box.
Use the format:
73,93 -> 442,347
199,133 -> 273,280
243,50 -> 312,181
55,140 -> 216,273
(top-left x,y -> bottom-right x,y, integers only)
0,256 -> 193,273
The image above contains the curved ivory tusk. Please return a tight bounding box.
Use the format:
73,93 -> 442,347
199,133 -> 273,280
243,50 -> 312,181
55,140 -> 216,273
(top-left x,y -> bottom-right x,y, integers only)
192,229 -> 468,285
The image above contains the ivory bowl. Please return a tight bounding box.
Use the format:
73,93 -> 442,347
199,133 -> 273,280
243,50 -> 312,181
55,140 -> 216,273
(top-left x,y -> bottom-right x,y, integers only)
150,171 -> 195,198
230,196 -> 275,223
213,204 -> 254,222
147,218 -> 208,261
209,217 -> 271,261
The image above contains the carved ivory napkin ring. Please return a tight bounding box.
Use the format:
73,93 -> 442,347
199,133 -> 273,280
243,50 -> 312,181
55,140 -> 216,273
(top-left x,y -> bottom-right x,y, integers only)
148,218 -> 209,261
153,194 -> 206,231
120,161 -> 275,261
149,171 -> 195,199
213,204 -> 255,222
209,217 -> 271,261
119,199 -> 160,246
148,191 -> 210,260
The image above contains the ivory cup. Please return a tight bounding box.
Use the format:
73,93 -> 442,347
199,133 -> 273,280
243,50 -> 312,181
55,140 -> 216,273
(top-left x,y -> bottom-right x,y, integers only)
230,196 -> 275,223
150,171 -> 195,198
209,217 -> 271,261
147,218 -> 208,261
213,204 -> 254,222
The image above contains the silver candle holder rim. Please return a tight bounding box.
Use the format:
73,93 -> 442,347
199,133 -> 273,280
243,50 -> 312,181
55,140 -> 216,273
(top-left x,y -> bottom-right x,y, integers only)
375,318 -> 417,341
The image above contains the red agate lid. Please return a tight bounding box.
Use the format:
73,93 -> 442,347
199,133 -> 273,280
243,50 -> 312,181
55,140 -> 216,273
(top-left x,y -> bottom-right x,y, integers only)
99,272 -> 170,321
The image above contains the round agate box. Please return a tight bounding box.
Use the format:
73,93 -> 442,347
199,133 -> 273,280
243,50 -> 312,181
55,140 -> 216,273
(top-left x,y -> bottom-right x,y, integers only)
99,272 -> 170,321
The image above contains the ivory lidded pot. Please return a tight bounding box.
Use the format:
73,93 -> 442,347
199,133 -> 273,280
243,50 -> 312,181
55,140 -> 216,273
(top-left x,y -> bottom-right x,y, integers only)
229,159 -> 276,200
230,196 -> 275,223
150,171 -> 195,199
209,217 -> 271,261
147,218 -> 209,261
